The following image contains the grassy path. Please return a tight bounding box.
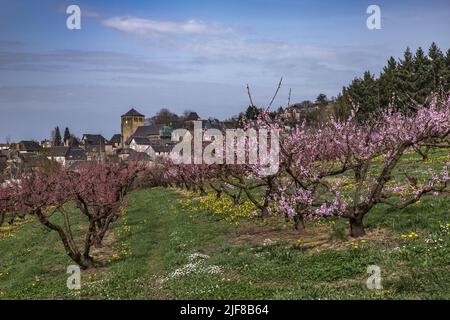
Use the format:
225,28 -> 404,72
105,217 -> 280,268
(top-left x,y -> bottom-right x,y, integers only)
0,188 -> 449,299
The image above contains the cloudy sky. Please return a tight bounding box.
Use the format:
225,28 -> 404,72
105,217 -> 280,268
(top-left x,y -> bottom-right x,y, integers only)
1,0 -> 449,141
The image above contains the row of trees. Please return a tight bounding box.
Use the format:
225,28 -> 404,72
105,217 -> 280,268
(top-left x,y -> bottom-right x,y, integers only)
162,96 -> 449,237
1,93 -> 449,269
242,44 -> 449,126
334,43 -> 450,120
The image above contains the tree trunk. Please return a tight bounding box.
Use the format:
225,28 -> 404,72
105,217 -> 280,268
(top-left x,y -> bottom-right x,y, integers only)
35,209 -> 97,269
79,255 -> 96,269
293,214 -> 305,231
0,213 -> 4,226
199,185 -> 207,196
349,214 -> 365,237
260,206 -> 270,219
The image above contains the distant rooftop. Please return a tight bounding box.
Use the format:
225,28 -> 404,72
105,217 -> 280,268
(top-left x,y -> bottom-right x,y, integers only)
19,140 -> 42,152
130,136 -> 152,145
131,124 -> 172,138
110,134 -> 122,144
45,146 -> 70,157
82,134 -> 110,146
122,108 -> 145,118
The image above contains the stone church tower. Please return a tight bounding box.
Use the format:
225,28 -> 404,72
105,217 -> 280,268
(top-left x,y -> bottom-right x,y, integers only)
121,108 -> 145,146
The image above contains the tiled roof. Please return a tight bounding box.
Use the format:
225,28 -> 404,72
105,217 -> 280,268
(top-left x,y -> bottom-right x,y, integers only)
110,134 -> 122,144
19,140 -> 42,152
46,146 -> 70,157
122,108 -> 145,117
66,148 -> 86,161
130,137 -> 152,145
115,148 -> 137,155
152,145 -> 173,153
132,125 -> 164,137
82,134 -> 110,146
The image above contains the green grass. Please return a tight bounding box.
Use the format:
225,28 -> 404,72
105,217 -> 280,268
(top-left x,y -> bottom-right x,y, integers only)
0,186 -> 449,299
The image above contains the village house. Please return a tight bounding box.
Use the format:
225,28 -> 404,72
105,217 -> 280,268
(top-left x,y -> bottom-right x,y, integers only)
82,134 -> 113,160
17,141 -> 42,154
66,147 -> 87,163
129,124 -> 173,144
151,144 -> 173,157
115,147 -> 137,161
9,152 -> 50,175
45,146 -> 70,165
110,134 -> 122,149
281,105 -> 302,121
41,139 -> 52,149
44,146 -> 87,166
129,137 -> 153,154
128,136 -> 175,160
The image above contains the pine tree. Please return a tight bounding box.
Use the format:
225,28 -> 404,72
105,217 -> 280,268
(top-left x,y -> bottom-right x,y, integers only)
245,105 -> 261,120
315,93 -> 329,106
63,127 -> 71,146
378,56 -> 398,107
428,42 -> 446,94
334,43 -> 449,120
445,48 -> 450,92
396,47 -> 416,112
340,71 -> 380,120
361,71 -> 380,118
412,47 -> 432,105
53,126 -> 62,147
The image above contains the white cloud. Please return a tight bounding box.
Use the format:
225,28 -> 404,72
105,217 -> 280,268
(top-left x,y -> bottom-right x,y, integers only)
102,17 -> 234,35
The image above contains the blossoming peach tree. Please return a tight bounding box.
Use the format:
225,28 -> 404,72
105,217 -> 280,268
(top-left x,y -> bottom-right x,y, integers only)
0,161 -> 146,268
160,97 -> 449,237
276,98 -> 449,236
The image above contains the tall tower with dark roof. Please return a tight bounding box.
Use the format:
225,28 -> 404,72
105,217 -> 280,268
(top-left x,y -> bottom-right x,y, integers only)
121,108 -> 145,147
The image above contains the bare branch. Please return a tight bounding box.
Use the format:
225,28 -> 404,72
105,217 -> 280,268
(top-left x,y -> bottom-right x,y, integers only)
267,77 -> 283,111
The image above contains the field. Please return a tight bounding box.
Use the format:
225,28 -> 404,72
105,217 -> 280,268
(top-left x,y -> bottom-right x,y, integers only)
0,175 -> 449,299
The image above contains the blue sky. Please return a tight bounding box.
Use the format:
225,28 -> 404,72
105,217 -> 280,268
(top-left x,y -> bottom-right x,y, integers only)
1,0 -> 449,141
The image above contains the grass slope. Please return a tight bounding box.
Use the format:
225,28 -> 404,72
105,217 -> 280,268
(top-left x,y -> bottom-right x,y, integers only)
0,187 -> 449,299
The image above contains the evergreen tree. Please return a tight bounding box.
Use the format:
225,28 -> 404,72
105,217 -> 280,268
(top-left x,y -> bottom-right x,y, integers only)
412,47 -> 432,105
333,92 -> 351,121
445,48 -> 450,92
343,71 -> 379,120
245,105 -> 261,120
396,47 -> 416,112
378,56 -> 398,107
63,127 -> 71,146
53,126 -> 62,147
315,93 -> 329,106
428,42 -> 447,94
333,43 -> 448,120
